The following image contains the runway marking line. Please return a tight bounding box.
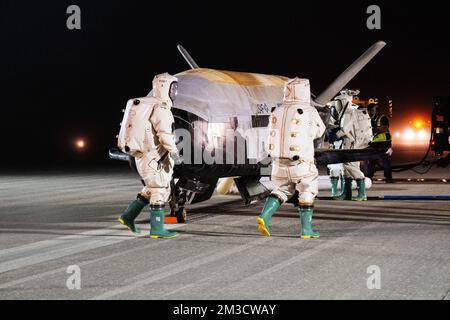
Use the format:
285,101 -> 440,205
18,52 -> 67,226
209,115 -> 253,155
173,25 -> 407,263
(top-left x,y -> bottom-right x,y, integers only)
0,224 -> 185,274
0,212 -> 249,291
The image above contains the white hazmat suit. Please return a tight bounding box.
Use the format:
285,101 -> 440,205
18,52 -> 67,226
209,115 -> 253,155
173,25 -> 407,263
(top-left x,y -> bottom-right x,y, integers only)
332,92 -> 366,180
117,73 -> 180,239
329,90 -> 372,201
118,73 -> 177,204
267,78 -> 326,205
135,73 -> 179,204
257,78 -> 325,239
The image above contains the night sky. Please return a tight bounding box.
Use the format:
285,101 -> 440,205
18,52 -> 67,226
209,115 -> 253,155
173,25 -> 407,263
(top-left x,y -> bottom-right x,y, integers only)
1,1 -> 450,168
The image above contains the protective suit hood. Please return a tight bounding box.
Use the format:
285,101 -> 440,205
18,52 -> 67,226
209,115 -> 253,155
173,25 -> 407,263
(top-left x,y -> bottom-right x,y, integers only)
333,89 -> 359,113
152,73 -> 178,106
283,78 -> 311,105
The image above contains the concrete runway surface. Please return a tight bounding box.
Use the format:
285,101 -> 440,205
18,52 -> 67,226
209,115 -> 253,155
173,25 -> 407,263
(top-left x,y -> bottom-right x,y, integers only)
0,167 -> 449,300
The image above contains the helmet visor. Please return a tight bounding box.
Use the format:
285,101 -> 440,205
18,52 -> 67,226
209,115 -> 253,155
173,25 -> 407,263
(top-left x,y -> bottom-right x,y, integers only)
169,82 -> 178,102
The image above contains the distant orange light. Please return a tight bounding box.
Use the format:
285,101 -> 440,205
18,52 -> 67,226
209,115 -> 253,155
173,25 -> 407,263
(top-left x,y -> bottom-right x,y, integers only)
76,140 -> 85,149
413,120 -> 423,129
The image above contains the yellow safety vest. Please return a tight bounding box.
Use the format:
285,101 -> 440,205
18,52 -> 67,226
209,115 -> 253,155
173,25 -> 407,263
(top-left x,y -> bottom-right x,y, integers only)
372,115 -> 391,143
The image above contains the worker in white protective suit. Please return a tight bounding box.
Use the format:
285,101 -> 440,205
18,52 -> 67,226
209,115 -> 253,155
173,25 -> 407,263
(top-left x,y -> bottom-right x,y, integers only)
117,73 -> 180,238
257,78 -> 326,239
327,102 -> 345,197
327,89 -> 372,201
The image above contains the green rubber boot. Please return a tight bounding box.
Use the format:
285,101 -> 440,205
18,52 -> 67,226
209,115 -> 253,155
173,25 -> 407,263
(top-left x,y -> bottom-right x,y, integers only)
299,205 -> 320,239
330,177 -> 340,197
257,196 -> 281,237
352,179 -> 368,201
150,205 -> 178,239
118,195 -> 148,235
334,178 -> 353,201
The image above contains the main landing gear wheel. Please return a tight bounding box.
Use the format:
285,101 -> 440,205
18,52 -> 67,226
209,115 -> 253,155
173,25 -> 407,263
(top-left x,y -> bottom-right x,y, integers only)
170,207 -> 187,223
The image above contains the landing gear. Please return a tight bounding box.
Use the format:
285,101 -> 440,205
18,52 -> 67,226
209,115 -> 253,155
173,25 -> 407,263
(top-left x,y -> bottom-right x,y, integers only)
169,179 -> 188,223
170,207 -> 187,223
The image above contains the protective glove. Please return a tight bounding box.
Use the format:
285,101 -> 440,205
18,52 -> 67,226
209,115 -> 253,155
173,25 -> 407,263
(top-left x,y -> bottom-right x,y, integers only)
386,148 -> 393,156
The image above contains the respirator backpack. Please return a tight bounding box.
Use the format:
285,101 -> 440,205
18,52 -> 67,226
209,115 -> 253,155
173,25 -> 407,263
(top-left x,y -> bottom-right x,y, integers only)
117,97 -> 157,158
353,107 -> 373,149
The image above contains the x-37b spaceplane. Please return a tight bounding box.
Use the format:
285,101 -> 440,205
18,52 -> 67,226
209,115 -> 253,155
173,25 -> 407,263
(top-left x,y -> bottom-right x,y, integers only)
110,42 -> 388,220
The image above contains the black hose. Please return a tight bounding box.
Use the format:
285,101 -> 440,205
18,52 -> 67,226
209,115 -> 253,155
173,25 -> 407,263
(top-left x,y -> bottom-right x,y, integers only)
391,143 -> 432,173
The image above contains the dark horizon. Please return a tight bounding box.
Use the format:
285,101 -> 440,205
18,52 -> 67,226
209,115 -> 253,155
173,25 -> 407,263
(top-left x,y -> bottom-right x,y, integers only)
1,1 -> 449,167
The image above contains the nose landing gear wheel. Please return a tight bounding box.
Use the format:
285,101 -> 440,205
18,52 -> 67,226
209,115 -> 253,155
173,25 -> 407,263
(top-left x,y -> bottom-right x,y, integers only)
170,207 -> 187,223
